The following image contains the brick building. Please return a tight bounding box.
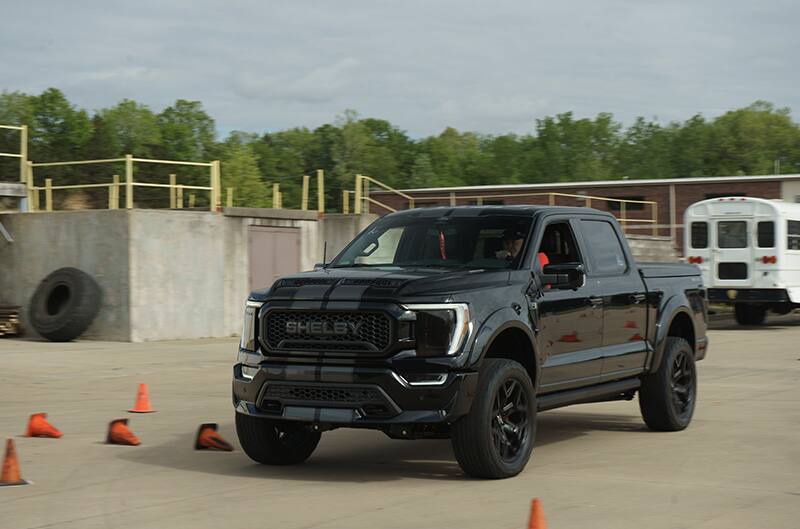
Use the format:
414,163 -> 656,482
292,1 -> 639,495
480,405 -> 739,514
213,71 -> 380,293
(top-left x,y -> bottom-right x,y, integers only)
368,174 -> 800,250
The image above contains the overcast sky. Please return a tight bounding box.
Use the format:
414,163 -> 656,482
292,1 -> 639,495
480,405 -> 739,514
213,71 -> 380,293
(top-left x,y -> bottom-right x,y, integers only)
1,0 -> 797,137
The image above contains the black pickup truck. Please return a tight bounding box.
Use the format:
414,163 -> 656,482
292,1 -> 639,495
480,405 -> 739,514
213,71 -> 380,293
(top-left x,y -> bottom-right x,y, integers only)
233,206 -> 708,478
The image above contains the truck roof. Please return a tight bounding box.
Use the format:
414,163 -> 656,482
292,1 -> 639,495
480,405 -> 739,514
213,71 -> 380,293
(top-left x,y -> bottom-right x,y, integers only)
388,205 -> 612,218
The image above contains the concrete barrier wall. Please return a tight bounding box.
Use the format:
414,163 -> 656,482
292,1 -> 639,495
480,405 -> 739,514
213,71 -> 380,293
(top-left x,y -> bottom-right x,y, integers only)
0,208 -> 320,342
0,210 -> 132,340
129,210 -> 226,341
318,213 -> 378,262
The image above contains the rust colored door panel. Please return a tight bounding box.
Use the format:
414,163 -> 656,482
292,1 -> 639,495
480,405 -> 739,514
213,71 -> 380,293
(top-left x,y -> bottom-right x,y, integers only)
248,226 -> 301,291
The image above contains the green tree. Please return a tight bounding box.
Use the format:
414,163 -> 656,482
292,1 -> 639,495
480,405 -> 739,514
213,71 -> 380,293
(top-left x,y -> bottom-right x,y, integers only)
222,143 -> 270,207
409,153 -> 437,188
156,99 -> 216,161
99,99 -> 161,156
28,88 -> 92,163
707,101 -> 800,175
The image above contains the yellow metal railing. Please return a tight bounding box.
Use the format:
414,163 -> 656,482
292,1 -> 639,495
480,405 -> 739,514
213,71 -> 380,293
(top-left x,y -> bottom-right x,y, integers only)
0,124 -> 28,184
26,155 -> 221,212
353,174 -> 415,215
270,169 -> 325,212
359,185 -> 659,235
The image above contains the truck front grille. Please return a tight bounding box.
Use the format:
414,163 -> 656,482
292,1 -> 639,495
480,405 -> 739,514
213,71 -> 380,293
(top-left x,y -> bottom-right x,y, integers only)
260,383 -> 399,418
263,310 -> 392,353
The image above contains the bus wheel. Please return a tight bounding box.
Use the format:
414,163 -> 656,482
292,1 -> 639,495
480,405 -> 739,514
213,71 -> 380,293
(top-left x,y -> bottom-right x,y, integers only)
734,304 -> 766,325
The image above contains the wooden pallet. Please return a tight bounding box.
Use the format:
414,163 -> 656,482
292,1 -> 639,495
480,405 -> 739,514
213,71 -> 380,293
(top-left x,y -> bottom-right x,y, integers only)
0,306 -> 21,337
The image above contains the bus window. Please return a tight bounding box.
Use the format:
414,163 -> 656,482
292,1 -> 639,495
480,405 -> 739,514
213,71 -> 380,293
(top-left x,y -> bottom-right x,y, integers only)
691,222 -> 708,249
718,221 -> 747,248
757,221 -> 775,248
788,221 -> 800,250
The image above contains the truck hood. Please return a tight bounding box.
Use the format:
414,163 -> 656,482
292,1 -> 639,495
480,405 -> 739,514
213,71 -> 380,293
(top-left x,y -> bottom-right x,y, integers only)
250,266 -> 507,302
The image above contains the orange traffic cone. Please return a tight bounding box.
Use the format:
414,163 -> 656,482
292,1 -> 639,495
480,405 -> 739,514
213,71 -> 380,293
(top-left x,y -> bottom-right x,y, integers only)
25,413 -> 63,438
527,498 -> 547,529
194,423 -> 234,451
1,439 -> 28,486
106,419 -> 141,446
128,383 -> 155,413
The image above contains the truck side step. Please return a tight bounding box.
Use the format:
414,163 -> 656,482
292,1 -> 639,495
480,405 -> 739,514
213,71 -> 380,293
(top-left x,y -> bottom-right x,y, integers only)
537,378 -> 641,412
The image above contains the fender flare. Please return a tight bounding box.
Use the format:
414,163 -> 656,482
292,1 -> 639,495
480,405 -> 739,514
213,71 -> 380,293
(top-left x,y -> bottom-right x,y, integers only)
467,306 -> 539,389
648,296 -> 696,373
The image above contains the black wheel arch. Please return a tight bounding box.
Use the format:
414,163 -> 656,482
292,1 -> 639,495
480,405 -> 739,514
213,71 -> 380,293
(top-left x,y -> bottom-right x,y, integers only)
648,301 -> 697,374
468,309 -> 539,392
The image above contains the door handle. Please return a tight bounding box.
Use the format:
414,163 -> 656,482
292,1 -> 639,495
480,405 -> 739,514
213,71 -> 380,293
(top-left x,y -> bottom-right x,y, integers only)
629,293 -> 646,304
588,296 -> 604,307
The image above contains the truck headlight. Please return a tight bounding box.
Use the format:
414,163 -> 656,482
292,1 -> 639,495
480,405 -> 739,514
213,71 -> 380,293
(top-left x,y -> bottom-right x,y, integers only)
404,303 -> 470,356
240,300 -> 263,351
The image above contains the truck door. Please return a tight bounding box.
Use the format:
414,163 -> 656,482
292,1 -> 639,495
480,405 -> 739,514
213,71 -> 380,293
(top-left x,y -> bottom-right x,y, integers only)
534,218 -> 604,392
578,219 -> 648,378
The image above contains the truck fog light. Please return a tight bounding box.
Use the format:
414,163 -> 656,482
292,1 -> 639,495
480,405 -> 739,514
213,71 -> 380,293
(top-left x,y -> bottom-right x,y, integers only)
241,365 -> 259,380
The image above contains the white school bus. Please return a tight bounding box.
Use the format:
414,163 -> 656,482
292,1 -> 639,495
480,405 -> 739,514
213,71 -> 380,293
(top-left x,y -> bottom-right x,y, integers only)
684,197 -> 800,325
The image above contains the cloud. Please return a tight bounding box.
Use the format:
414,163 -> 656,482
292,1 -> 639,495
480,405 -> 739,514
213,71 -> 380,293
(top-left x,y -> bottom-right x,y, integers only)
1,0 -> 798,137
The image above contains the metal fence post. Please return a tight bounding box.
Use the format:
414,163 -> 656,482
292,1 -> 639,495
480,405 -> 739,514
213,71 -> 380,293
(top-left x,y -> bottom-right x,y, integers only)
227,187 -> 234,208
354,174 -> 362,214
26,161 -> 35,211
272,183 -> 280,208
19,125 -> 27,183
176,185 -> 183,208
189,193 -> 196,208
317,169 -> 325,213
621,202 -> 627,233
45,178 -> 53,212
169,174 -> 176,209
125,154 -> 133,209
112,175 -> 120,209
342,190 -> 349,214
449,192 -> 456,207
301,174 -> 310,210
210,160 -> 221,212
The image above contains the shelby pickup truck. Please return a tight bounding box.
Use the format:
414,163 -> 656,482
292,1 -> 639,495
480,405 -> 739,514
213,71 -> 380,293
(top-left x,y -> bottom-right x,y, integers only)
234,206 -> 708,478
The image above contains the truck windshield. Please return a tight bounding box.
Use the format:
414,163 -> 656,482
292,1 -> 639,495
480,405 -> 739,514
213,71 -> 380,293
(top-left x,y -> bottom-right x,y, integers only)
331,215 -> 533,269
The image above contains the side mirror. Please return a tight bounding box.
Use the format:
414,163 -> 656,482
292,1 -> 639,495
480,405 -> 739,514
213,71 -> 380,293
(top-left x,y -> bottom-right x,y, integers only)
537,262 -> 585,290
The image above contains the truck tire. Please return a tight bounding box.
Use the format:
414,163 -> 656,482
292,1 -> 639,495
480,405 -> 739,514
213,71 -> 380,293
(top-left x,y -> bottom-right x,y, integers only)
734,304 -> 766,325
639,337 -> 697,431
29,267 -> 101,342
451,358 -> 536,479
235,413 -> 321,465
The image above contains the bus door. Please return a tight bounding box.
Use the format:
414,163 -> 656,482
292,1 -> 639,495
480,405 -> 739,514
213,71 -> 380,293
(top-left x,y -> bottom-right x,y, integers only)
713,218 -> 754,287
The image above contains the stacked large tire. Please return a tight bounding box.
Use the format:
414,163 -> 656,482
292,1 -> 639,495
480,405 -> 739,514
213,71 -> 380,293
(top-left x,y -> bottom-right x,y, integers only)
29,268 -> 101,342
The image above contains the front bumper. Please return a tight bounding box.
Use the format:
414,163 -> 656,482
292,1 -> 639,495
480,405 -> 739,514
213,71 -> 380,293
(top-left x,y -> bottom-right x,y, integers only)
232,360 -> 478,426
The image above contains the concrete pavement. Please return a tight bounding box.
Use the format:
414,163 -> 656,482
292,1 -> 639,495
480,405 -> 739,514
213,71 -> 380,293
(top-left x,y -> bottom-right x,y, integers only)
1,317 -> 798,529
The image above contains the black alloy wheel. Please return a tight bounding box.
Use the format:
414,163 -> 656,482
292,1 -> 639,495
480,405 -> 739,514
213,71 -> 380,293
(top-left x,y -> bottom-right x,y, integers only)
491,379 -> 530,463
670,350 -> 695,419
639,336 -> 697,431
